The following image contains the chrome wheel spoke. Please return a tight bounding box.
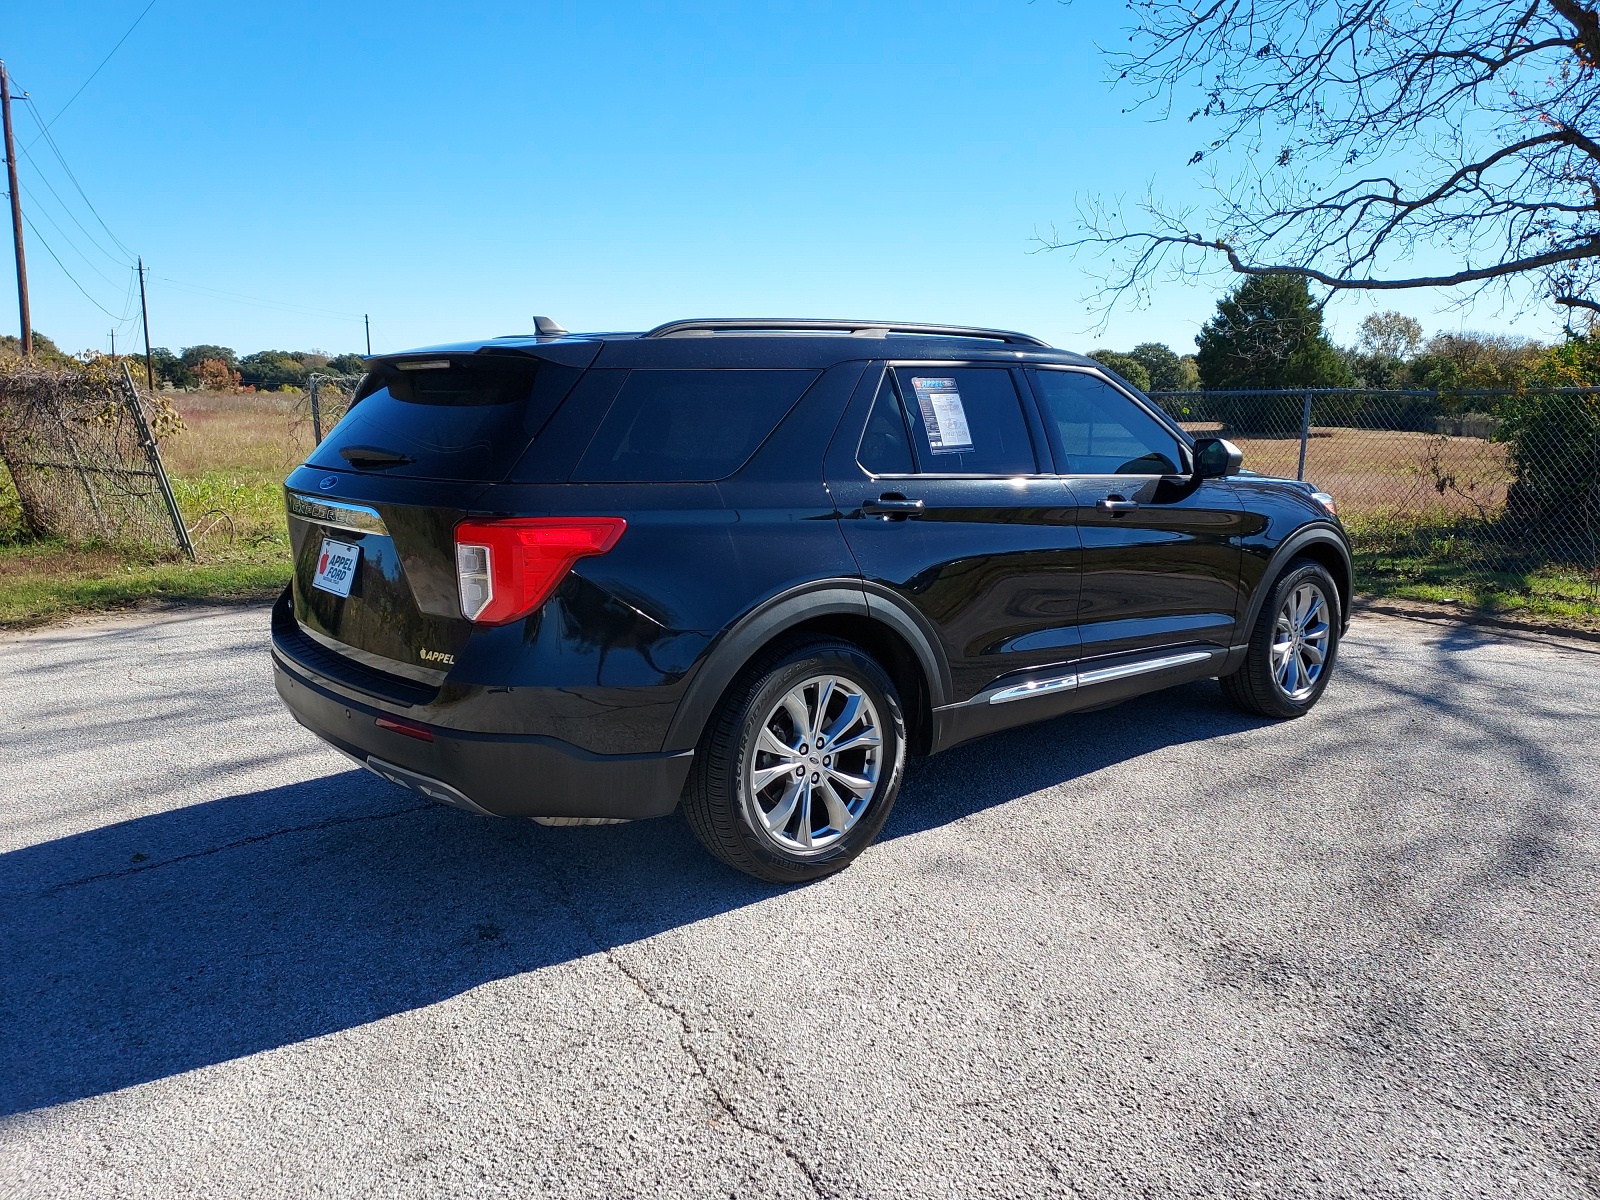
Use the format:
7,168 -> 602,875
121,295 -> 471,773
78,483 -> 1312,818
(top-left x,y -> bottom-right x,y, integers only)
780,693 -> 812,744
825,726 -> 881,755
1300,640 -> 1326,666
809,679 -> 835,741
751,760 -> 798,791
818,782 -> 855,834
825,766 -> 874,798
820,692 -> 862,745
758,726 -> 800,761
763,777 -> 802,836
794,781 -> 815,849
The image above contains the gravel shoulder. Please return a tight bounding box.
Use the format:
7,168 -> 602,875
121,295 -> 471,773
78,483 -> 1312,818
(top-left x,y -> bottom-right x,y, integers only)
2,605 -> 1597,1199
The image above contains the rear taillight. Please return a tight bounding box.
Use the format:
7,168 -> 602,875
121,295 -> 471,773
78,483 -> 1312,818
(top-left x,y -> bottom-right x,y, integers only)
453,517 -> 626,625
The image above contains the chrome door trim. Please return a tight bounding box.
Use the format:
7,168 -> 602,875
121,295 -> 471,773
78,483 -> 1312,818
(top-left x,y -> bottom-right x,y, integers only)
1076,649 -> 1216,688
981,647 -> 1220,706
989,672 -> 1077,705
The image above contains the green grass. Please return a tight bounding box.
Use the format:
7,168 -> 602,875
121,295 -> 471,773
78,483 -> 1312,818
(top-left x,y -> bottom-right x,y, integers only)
1349,513 -> 1600,628
0,539 -> 290,629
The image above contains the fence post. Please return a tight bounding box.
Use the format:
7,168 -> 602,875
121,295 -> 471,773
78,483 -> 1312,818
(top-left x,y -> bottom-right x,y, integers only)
1296,388 -> 1313,481
309,375 -> 323,444
121,362 -> 195,561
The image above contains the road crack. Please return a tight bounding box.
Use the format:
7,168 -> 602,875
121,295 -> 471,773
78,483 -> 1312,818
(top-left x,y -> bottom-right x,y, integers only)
40,802 -> 434,894
536,865 -> 828,1197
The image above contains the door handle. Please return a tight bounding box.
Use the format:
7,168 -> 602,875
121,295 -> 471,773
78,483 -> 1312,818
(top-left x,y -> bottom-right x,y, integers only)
862,495 -> 925,517
1096,496 -> 1140,513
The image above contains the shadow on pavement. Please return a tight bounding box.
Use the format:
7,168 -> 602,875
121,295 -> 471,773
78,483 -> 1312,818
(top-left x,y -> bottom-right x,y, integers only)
1,681 -> 1263,1117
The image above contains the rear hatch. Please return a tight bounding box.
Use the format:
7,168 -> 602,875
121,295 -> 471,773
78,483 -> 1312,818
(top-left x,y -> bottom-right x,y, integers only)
284,348 -> 592,682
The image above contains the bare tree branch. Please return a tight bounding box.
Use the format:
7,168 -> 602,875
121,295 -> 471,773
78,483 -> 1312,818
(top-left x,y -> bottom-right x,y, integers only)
1051,0 -> 1600,316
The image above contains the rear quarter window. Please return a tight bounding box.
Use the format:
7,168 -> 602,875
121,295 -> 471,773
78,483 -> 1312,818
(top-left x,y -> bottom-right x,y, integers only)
572,370 -> 820,483
307,356 -> 581,482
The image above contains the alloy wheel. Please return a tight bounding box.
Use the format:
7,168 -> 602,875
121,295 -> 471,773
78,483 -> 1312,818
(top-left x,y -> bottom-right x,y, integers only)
1271,581 -> 1331,701
744,674 -> 883,855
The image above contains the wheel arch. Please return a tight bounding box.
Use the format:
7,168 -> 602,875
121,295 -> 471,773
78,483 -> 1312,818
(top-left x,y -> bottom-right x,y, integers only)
663,581 -> 950,757
1243,524 -> 1354,637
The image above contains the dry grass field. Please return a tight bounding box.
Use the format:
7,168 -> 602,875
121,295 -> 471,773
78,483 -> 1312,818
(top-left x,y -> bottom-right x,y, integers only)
0,390 -> 314,627
1199,426 -> 1515,521
0,399 -> 1593,628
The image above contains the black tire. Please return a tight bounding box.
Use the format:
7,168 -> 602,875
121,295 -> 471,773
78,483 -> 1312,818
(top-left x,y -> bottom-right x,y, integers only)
681,638 -> 907,884
1220,557 -> 1342,719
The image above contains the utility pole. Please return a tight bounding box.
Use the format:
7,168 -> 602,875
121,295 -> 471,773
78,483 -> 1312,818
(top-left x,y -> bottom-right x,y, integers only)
137,256 -> 155,391
364,313 -> 371,355
110,327 -> 116,356
0,62 -> 31,356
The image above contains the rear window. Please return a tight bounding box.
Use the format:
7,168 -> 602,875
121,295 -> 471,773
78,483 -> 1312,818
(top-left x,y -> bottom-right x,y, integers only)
307,356 -> 580,481
573,370 -> 819,482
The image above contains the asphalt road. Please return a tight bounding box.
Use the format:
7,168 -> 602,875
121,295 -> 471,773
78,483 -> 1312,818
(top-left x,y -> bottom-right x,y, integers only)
1,604 -> 1597,1199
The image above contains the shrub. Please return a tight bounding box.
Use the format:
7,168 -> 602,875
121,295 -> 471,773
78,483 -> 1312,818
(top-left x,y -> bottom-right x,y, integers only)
1499,337 -> 1600,542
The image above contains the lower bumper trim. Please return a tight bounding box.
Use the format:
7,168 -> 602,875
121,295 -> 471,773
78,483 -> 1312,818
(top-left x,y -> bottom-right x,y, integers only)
365,756 -> 496,817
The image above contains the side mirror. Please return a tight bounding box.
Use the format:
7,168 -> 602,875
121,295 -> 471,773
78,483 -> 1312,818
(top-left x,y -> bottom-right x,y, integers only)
1193,437 -> 1243,479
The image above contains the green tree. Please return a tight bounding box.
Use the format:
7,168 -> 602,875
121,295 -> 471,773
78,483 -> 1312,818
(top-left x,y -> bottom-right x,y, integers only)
1405,332 -> 1541,392
1195,274 -> 1352,390
1357,312 -> 1423,360
238,350 -> 309,391
1498,334 -> 1600,534
181,344 -> 238,370
141,347 -> 188,388
1088,349 -> 1152,392
1127,342 -> 1192,391
327,353 -> 366,375
0,331 -> 72,365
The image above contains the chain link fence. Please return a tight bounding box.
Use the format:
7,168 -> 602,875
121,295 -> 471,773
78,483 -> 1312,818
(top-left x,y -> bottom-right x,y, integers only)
1148,387 -> 1600,615
304,372 -> 362,445
0,359 -> 193,556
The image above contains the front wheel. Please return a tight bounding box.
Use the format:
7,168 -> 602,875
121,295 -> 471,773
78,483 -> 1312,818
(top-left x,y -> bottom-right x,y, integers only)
682,639 -> 906,884
1221,558 -> 1341,719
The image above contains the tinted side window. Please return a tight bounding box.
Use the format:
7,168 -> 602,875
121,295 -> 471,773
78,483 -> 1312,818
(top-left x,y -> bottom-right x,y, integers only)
1030,369 -> 1185,475
892,367 -> 1036,475
573,370 -> 820,483
857,371 -> 915,475
307,356 -> 582,482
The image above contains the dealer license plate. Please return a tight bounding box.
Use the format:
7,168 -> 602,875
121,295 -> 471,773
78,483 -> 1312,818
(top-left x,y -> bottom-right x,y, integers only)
311,537 -> 361,598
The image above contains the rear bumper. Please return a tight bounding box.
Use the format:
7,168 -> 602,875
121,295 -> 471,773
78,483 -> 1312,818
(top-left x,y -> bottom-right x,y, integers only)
272,635 -> 693,822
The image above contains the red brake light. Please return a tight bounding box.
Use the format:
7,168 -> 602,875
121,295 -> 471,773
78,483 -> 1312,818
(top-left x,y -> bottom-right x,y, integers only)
454,517 -> 626,625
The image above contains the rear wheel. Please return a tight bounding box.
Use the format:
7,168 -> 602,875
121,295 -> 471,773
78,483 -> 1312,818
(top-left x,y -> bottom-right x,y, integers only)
1221,558 -> 1340,718
682,639 -> 906,883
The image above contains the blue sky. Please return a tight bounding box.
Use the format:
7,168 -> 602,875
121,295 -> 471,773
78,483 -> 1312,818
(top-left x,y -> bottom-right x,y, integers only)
1,1 -> 1562,359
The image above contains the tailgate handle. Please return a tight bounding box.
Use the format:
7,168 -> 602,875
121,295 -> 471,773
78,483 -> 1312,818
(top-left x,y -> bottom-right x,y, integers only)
340,444 -> 415,468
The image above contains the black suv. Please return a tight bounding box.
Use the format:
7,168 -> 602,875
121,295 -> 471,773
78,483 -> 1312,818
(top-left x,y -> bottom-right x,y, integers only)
272,318 -> 1350,882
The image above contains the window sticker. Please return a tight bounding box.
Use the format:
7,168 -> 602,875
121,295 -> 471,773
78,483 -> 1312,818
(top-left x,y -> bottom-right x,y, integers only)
911,377 -> 974,454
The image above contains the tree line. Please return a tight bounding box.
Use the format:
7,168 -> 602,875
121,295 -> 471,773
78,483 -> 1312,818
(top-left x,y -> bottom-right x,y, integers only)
0,333 -> 365,392
1090,274 -> 1587,395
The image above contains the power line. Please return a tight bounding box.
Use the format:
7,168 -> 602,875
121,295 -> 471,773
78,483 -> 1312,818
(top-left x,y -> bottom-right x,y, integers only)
20,209 -> 131,320
16,177 -> 134,294
13,145 -> 134,278
152,275 -> 366,322
36,0 -> 158,134
17,92 -> 135,261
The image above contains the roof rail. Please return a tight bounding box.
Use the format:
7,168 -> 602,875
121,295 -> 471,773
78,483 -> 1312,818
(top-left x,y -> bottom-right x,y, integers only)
642,318 -> 1052,348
